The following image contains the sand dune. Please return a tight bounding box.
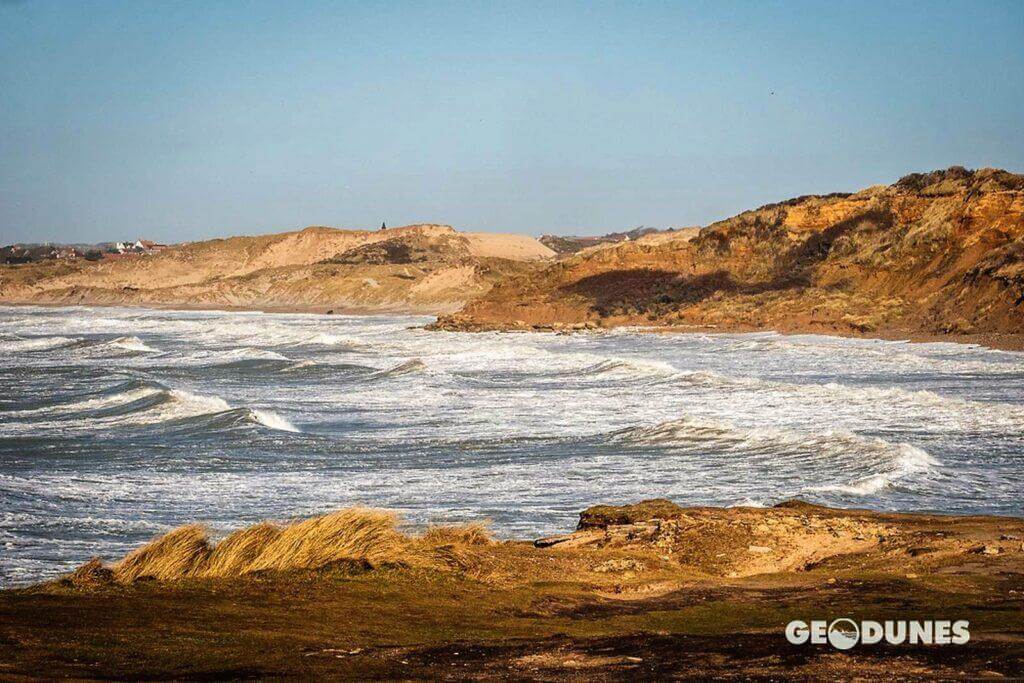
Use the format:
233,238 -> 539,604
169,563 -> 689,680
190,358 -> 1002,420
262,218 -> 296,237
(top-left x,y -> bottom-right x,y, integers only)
0,224 -> 555,313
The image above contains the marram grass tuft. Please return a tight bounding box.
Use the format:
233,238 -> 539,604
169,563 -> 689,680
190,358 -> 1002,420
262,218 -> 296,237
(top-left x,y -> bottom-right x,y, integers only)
95,508 -> 492,583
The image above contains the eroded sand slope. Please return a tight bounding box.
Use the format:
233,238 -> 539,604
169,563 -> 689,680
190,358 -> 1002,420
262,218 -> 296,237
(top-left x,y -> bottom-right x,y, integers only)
436,168 -> 1024,341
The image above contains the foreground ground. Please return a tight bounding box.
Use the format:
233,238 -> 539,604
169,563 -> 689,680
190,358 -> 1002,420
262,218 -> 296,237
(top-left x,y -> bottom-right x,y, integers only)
1,500 -> 1022,680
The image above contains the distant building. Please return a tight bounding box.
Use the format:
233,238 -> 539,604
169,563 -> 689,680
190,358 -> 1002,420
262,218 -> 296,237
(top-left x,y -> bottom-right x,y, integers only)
137,239 -> 168,252
54,247 -> 82,259
114,239 -> 168,255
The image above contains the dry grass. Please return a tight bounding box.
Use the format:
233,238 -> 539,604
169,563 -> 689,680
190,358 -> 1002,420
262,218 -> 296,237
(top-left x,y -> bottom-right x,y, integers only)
415,521 -> 494,570
96,508 -> 493,584
419,521 -> 492,547
244,508 -> 403,574
203,522 -> 281,577
114,524 -> 211,583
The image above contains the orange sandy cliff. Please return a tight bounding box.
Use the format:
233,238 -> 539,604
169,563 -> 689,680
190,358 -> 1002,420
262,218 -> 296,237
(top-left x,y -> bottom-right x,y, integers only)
435,167 -> 1024,341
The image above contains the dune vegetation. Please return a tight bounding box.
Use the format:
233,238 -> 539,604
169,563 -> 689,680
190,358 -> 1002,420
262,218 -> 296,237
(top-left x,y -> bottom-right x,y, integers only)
72,508 -> 492,585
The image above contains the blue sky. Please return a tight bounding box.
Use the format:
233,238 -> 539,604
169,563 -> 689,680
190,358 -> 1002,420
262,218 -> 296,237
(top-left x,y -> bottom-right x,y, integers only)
2,1 -> 1022,244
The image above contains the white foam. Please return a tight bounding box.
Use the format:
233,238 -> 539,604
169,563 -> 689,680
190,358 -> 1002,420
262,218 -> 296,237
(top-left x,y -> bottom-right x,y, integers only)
729,498 -> 767,508
311,333 -> 363,347
9,385 -> 162,416
0,336 -> 79,352
613,415 -> 941,499
220,348 -> 289,361
808,444 -> 939,496
108,336 -> 159,353
137,389 -> 231,423
586,357 -> 678,377
250,409 -> 300,433
671,369 -> 1024,428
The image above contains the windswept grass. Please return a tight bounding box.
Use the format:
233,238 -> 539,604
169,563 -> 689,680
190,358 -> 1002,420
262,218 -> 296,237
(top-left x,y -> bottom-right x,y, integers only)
203,522 -> 281,577
243,508 -> 403,574
98,508 -> 492,584
114,524 -> 211,582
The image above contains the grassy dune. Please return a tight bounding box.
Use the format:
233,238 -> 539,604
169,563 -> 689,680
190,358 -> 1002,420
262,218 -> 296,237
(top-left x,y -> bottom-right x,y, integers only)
3,501 -> 1023,679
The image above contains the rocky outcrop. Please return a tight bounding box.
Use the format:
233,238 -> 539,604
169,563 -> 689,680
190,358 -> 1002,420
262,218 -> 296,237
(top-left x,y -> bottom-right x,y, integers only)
437,168 -> 1024,341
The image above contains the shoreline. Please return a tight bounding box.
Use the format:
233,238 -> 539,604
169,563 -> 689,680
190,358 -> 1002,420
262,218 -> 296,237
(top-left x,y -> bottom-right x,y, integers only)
0,298 -> 442,317
643,322 -> 1024,352
2,499 -> 1022,679
4,298 -> 1023,351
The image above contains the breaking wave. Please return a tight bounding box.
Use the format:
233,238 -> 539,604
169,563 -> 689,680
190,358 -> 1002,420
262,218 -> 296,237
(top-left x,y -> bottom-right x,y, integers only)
250,409 -> 300,432
70,336 -> 160,355
0,336 -> 81,352
6,379 -> 164,417
671,369 -> 1024,426
371,359 -> 427,379
158,407 -> 300,434
579,357 -> 677,378
102,336 -> 159,354
0,335 -> 160,356
807,444 -> 938,496
201,357 -> 374,379
276,332 -> 367,350
610,415 -> 940,497
1,380 -> 300,434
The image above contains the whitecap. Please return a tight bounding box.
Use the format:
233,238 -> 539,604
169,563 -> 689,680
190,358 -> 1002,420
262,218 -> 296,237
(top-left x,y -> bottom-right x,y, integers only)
250,409 -> 301,433
0,336 -> 80,352
807,444 -> 939,496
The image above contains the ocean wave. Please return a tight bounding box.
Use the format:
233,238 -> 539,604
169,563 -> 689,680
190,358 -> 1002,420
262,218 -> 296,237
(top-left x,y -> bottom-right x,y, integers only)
454,353 -> 679,387
670,369 -> 1024,426
218,347 -> 290,362
370,359 -> 427,379
0,380 -> 300,435
0,334 -> 160,357
102,336 -> 159,354
69,335 -> 160,355
250,409 -> 300,432
721,334 -> 1024,375
157,406 -> 300,434
610,415 -> 940,497
0,336 -> 81,352
6,379 -> 165,417
580,357 -> 678,378
805,444 -> 938,496
204,357 -> 374,379
276,332 -> 368,349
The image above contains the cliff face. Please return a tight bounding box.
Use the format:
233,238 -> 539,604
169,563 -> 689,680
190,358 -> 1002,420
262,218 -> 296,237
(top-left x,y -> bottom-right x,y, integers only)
437,168 -> 1024,338
0,224 -> 554,313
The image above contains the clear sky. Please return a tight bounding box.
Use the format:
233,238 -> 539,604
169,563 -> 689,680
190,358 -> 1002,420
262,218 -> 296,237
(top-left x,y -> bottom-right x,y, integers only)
2,1 -> 1023,244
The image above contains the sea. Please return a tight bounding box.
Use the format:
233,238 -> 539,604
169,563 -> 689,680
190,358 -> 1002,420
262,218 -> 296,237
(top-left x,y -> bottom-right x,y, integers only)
1,305 -> 1022,586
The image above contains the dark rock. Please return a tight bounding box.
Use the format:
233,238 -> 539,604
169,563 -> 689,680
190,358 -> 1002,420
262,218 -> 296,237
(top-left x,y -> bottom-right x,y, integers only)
578,499 -> 684,530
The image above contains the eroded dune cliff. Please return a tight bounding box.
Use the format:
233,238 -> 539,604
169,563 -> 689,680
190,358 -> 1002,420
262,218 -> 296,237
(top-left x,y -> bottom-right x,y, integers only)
436,167 -> 1024,341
